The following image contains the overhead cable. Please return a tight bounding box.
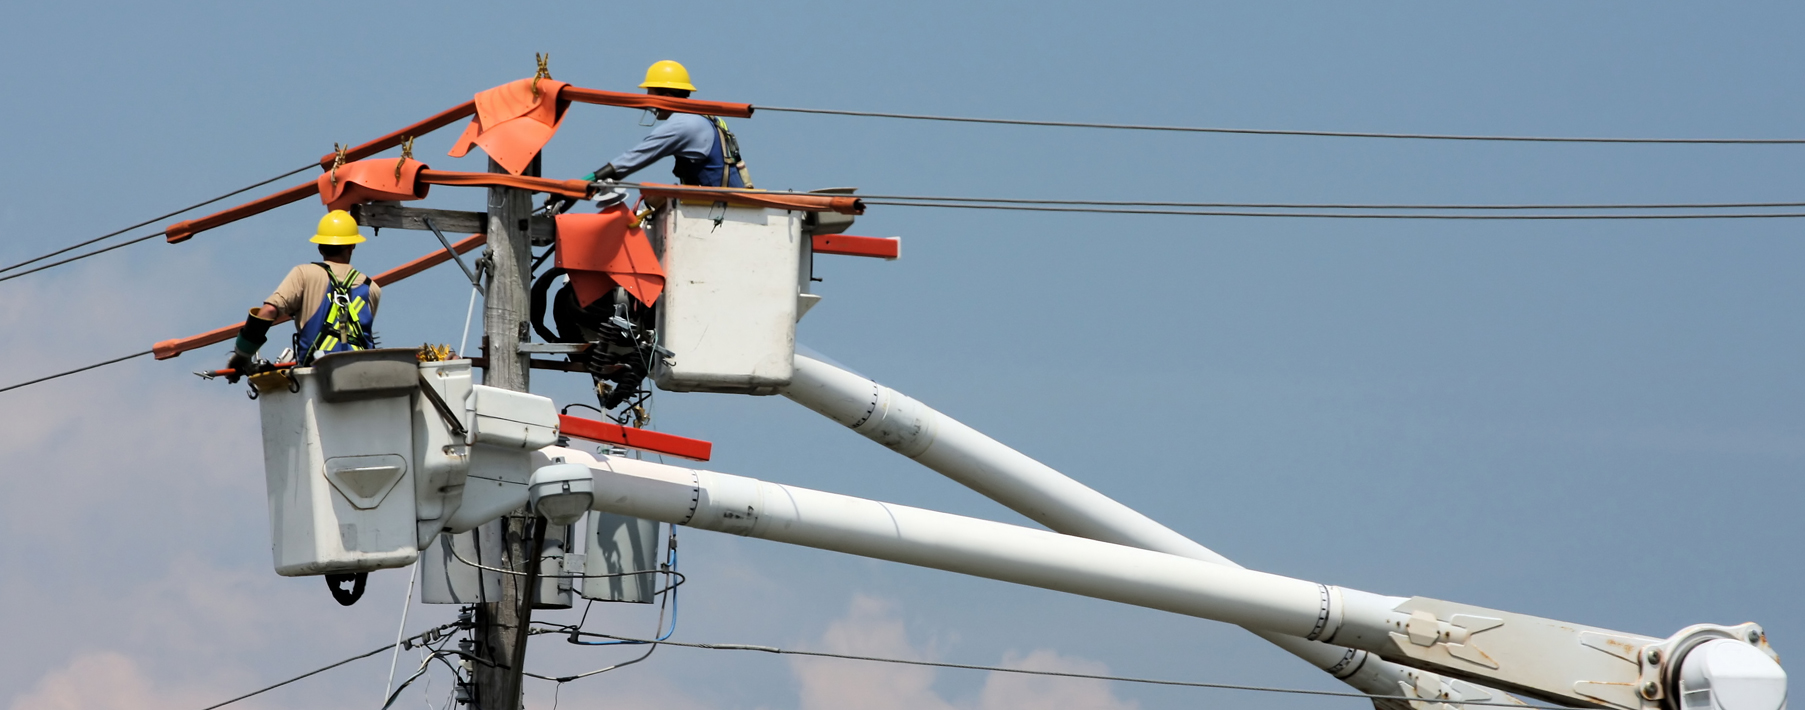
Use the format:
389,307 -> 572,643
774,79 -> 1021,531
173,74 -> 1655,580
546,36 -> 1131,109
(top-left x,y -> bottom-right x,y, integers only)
191,623 -> 462,710
756,105 -> 1805,145
0,163 -> 317,277
0,233 -> 165,284
571,632 -> 1563,710
863,200 -> 1805,220
849,194 -> 1805,212
620,182 -> 1805,219
0,350 -> 152,395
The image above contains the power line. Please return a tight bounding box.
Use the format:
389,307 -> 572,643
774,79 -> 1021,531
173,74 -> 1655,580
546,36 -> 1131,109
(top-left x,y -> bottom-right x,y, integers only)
0,232 -> 163,284
850,194 -> 1805,212
864,200 -> 1805,220
624,182 -> 1805,219
198,643 -> 395,710
194,623 -> 463,710
757,105 -> 1805,145
570,632 -> 1558,710
0,163 -> 317,276
0,350 -> 152,395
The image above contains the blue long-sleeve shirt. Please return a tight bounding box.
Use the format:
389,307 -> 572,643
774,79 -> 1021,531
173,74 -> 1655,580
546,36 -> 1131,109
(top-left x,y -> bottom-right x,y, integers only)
610,113 -> 720,182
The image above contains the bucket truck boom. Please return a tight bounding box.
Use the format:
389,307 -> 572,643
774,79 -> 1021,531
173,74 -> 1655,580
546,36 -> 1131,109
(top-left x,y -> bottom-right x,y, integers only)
557,447 -> 1786,710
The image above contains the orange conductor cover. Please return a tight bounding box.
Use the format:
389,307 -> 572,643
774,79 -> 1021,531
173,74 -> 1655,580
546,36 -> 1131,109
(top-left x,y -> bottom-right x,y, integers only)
447,78 -> 570,175
637,184 -> 864,215
554,207 -> 665,307
317,158 -> 430,211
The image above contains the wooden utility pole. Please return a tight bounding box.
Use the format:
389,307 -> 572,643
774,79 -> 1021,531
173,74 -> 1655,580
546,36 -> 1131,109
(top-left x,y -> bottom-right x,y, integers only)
472,157 -> 537,710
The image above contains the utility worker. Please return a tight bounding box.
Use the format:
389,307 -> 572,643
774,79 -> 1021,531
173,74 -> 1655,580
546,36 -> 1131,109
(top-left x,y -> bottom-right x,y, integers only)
554,60 -> 753,209
225,210 -> 381,380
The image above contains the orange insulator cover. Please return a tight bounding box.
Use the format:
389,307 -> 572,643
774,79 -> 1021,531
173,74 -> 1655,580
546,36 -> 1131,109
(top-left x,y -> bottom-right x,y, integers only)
317,158 -> 431,211
152,233 -> 487,360
554,207 -> 666,307
559,86 -> 753,119
319,100 -> 476,169
164,180 -> 323,244
447,78 -> 570,175
417,170 -> 591,198
637,184 -> 865,215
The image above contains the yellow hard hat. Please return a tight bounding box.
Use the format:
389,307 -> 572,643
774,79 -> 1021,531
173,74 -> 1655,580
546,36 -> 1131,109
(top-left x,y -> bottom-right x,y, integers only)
310,209 -> 366,245
639,60 -> 696,92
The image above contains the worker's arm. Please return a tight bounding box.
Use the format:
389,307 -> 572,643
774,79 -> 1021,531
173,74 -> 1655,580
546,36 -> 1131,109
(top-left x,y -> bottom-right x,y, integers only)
606,114 -> 714,177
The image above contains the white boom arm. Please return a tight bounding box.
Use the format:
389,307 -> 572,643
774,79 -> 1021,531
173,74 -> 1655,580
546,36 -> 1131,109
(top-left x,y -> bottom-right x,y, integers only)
549,447 -> 1783,710
771,353 -> 1783,710
781,352 -> 1487,709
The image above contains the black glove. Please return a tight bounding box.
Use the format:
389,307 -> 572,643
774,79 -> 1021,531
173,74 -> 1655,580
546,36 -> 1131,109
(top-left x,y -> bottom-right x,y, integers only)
225,351 -> 252,384
583,164 -> 621,183
227,309 -> 275,384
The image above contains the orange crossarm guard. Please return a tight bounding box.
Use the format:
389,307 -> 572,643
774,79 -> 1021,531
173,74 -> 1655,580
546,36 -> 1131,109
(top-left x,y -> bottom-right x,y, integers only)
164,180 -> 323,244
153,233 -> 487,360
319,100 -> 479,169
638,184 -> 864,215
557,414 -> 713,461
560,86 -> 753,119
417,170 -> 592,198
813,234 -> 899,260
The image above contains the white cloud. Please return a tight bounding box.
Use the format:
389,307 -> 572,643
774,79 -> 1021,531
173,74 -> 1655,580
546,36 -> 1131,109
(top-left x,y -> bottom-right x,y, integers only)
976,650 -> 1139,710
6,651 -> 252,710
790,595 -> 1136,710
792,595 -> 957,710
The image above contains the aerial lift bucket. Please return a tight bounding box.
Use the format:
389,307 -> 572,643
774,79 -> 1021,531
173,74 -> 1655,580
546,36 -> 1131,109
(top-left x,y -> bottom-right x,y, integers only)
256,349 -> 558,577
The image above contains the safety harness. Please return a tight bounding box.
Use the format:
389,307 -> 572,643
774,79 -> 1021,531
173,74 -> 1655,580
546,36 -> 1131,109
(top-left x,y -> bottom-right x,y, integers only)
295,263 -> 374,365
708,116 -> 754,188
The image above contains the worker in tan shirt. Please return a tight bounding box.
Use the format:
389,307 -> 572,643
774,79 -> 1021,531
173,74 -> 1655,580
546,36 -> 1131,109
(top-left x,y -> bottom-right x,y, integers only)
225,210 -> 382,380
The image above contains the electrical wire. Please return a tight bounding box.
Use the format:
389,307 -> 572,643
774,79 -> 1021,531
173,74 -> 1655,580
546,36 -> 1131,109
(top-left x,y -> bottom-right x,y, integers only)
0,163 -> 317,276
756,105 -> 1805,145
193,622 -> 459,710
863,200 -> 1805,220
0,232 -> 164,284
564,632 -> 1567,710
382,560 -> 421,704
837,194 -> 1805,212
621,181 -> 1805,219
0,350 -> 152,395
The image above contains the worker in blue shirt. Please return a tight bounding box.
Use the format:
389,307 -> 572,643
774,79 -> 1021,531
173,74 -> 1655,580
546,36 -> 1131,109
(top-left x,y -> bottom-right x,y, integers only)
561,60 -> 753,199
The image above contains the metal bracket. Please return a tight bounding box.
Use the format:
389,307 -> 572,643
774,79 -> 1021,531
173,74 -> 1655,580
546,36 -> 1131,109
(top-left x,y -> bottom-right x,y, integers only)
421,216 -> 483,290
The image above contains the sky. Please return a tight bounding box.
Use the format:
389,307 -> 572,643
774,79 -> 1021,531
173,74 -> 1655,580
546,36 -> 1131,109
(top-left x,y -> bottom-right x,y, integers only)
1,1 -> 1801,709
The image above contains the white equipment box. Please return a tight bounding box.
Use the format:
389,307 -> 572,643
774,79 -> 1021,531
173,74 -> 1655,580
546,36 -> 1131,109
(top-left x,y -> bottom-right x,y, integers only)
651,200 -> 802,395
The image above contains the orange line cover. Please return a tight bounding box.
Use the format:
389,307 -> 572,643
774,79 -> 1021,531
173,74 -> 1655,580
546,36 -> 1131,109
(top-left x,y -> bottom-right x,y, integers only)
164,180 -> 322,244
152,233 -> 487,360
560,86 -> 753,119
638,184 -> 864,215
418,170 -> 591,198
318,100 -> 478,169
318,158 -> 431,211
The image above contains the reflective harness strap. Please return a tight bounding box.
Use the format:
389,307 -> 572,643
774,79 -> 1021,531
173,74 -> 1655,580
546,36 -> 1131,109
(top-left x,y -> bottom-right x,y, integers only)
709,116 -> 754,189
298,263 -> 372,364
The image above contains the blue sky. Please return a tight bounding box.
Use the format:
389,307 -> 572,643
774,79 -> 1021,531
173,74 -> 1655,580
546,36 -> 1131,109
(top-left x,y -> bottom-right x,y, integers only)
1,2 -> 1799,709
